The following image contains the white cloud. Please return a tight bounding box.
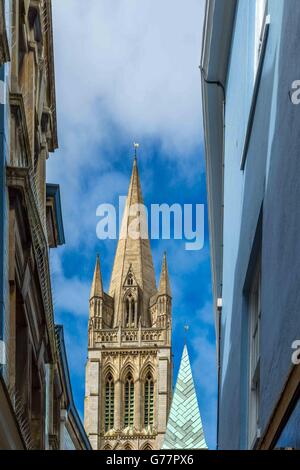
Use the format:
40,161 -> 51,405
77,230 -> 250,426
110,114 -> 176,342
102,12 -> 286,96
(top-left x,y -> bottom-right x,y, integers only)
196,300 -> 214,326
51,0 -> 205,158
47,0 -> 206,251
60,169 -> 129,249
50,250 -> 90,316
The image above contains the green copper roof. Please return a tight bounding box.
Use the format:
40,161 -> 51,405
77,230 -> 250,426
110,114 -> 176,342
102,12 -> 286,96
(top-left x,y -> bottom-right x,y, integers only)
162,345 -> 208,450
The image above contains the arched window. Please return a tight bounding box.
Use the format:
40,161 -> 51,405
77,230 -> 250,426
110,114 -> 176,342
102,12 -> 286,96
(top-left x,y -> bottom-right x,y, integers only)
124,293 -> 137,327
124,373 -> 134,428
142,443 -> 153,450
125,294 -> 132,328
127,273 -> 133,286
105,373 -> 114,432
144,373 -> 154,427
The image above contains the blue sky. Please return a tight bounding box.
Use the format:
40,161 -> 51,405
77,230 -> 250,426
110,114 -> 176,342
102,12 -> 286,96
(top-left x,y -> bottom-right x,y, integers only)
48,0 -> 216,449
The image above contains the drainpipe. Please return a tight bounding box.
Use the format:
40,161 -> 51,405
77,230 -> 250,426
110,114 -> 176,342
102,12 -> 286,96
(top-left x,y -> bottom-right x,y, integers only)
216,299 -> 222,450
200,66 -> 226,450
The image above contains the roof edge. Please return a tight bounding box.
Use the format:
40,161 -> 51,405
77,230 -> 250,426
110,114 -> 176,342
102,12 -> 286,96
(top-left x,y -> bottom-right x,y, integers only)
200,0 -> 237,325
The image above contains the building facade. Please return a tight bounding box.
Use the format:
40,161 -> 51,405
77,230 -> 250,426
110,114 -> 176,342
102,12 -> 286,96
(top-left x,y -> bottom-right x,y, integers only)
0,0 -> 90,450
55,326 -> 92,450
202,0 -> 300,450
84,158 -> 173,450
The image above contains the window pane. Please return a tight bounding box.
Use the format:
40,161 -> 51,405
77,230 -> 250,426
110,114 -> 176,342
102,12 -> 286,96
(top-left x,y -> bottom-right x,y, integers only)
144,376 -> 154,427
105,378 -> 114,432
124,376 -> 134,428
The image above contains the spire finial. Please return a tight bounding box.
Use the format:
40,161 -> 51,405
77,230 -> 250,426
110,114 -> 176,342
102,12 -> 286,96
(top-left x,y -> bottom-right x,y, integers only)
184,324 -> 189,345
133,142 -> 140,160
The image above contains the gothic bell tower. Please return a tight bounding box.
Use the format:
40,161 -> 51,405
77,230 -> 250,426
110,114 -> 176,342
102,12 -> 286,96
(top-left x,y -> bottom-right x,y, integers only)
84,156 -> 172,450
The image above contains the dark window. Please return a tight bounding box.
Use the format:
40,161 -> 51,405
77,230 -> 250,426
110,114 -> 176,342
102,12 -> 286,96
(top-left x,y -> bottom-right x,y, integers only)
105,374 -> 114,432
124,374 -> 134,428
144,373 -> 154,427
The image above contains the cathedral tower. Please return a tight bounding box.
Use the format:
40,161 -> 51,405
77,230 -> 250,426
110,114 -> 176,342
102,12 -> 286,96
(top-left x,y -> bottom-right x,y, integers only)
84,157 -> 172,450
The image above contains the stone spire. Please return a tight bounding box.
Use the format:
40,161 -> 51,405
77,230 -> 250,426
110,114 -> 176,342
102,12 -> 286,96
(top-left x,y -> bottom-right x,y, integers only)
162,344 -> 207,450
109,157 -> 156,326
158,252 -> 171,297
90,254 -> 103,300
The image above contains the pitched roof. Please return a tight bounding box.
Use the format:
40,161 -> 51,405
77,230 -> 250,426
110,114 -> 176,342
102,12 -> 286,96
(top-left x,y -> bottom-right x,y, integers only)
162,345 -> 207,450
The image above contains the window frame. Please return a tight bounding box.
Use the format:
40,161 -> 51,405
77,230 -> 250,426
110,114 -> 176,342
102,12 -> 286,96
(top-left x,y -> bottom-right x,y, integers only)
248,262 -> 261,448
124,373 -> 135,428
240,11 -> 270,171
144,372 -> 154,428
254,0 -> 268,73
104,373 -> 115,433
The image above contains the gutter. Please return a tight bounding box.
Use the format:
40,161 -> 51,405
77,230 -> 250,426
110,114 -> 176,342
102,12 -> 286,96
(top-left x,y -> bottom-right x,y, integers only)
200,65 -> 225,450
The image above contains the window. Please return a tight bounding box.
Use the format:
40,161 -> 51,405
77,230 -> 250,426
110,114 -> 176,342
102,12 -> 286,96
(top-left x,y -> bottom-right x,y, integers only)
254,0 -> 267,72
240,2 -> 270,170
142,443 -> 153,450
144,373 -> 154,427
105,374 -> 114,432
124,292 -> 137,327
125,294 -> 134,327
125,296 -> 131,326
248,263 -> 261,447
124,374 -> 134,428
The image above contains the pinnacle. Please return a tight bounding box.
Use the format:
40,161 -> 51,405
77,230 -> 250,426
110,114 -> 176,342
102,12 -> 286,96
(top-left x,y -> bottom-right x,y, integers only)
158,252 -> 171,297
90,253 -> 103,300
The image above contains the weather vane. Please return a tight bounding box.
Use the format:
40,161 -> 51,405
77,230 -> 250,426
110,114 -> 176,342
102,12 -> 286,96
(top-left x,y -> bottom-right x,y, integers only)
133,142 -> 140,159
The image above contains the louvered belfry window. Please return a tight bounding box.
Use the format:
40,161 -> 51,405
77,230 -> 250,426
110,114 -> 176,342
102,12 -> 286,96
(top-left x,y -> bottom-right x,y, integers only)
124,374 -> 134,427
105,374 -> 114,432
144,373 -> 154,427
